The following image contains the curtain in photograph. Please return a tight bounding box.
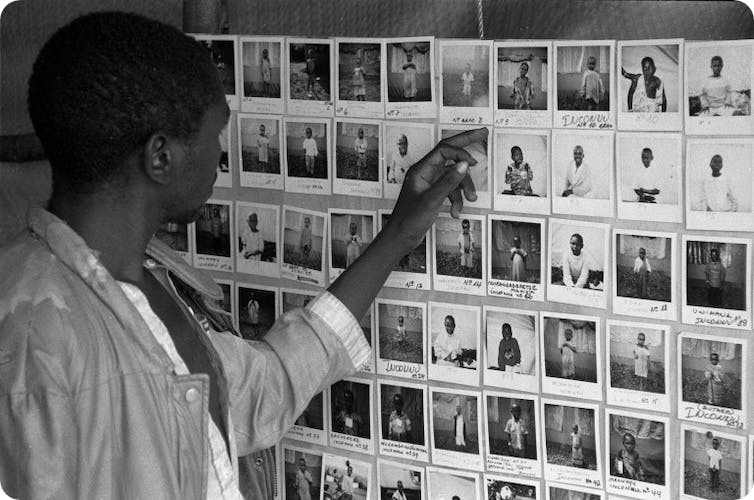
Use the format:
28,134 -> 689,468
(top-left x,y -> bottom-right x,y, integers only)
557,319 -> 597,354
687,241 -> 734,267
390,43 -> 431,73
574,408 -> 594,436
690,431 -> 742,459
618,235 -> 666,259
384,303 -> 423,320
242,41 -> 278,66
493,221 -> 540,254
545,404 -> 564,432
610,327 -> 663,347
611,415 -> 665,440
681,338 -> 737,360
558,46 -> 609,74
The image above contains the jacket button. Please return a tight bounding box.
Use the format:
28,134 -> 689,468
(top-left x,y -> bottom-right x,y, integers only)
185,387 -> 200,403
255,457 -> 264,467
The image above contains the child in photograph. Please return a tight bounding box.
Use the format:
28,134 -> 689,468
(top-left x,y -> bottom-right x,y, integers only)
705,248 -> 727,307
388,393 -> 412,442
510,236 -> 528,281
614,433 -> 645,481
700,154 -> 738,212
305,48 -> 317,98
247,292 -> 260,339
335,389 -> 363,436
634,148 -> 660,203
241,212 -> 264,260
580,56 -> 605,110
453,404 -> 468,450
699,56 -> 734,116
353,128 -> 368,180
299,216 -> 313,264
388,134 -> 412,184
560,328 -> 577,379
504,146 -> 534,196
392,481 -> 408,500
458,219 -> 475,273
707,437 -> 723,491
435,315 -> 461,366
622,56 -> 667,112
705,352 -> 725,406
497,323 -> 521,372
345,221 -> 362,267
261,48 -> 272,97
511,62 -> 534,110
461,63 -> 474,105
352,57 -> 367,101
633,332 -> 651,391
571,424 -> 585,467
395,315 -> 407,342
633,247 -> 652,298
302,127 -> 318,176
403,52 -> 417,100
295,457 -> 314,500
341,466 -> 355,499
562,145 -> 592,198
562,233 -> 589,288
210,207 -> 224,254
256,124 -> 270,172
504,405 -> 528,457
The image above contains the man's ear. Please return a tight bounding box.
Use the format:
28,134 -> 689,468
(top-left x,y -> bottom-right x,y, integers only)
143,133 -> 174,185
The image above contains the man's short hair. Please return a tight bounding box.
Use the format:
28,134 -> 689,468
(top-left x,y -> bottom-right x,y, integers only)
28,12 -> 224,193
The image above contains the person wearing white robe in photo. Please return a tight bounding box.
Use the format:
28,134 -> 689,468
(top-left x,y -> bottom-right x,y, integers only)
562,233 -> 589,288
562,145 -> 593,198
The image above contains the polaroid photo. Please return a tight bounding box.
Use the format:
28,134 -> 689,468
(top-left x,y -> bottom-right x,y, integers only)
378,459 -> 425,500
682,235 -> 752,330
213,278 -> 236,330
494,41 -> 553,129
428,301 -> 481,387
328,377 -> 374,455
440,125 -> 493,209
383,121 -> 435,199
239,36 -> 284,114
554,41 -> 615,129
487,215 -> 545,301
279,287 -> 318,315
546,482 -> 603,500
685,40 -> 754,136
617,39 -> 683,131
493,129 -> 551,216
540,312 -> 602,401
385,37 -> 436,119
432,213 -> 487,296
615,132 -> 683,223
328,209 -> 376,282
285,38 -> 334,116
335,38 -> 385,119
235,201 -> 279,278
678,331 -> 747,431
613,229 -> 677,321
286,390 -> 327,445
607,320 -> 670,413
333,118 -> 382,198
685,138 -> 754,232
283,117 -> 332,195
378,380 -> 429,462
193,200 -> 234,272
214,115 -> 232,188
485,474 -> 540,500
439,39 -> 494,125
281,206 -> 327,287
427,466 -> 481,500
680,424 -> 746,500
484,306 -> 539,394
542,399 -> 603,489
430,388 -> 484,471
358,303 -> 375,374
376,298 -> 427,381
282,444 -> 323,500
235,282 -> 277,342
320,453 -> 372,500
238,114 -> 283,190
378,210 -> 430,290
192,34 -> 240,109
551,129 -> 615,217
484,391 -> 542,478
155,221 -> 192,264
547,218 -> 610,309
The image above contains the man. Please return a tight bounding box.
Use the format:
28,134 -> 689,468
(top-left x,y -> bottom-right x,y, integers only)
241,212 -> 264,260
562,145 -> 592,198
0,12 -> 484,499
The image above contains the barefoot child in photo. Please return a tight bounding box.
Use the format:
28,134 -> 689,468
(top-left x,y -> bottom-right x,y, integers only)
580,56 -> 605,110
707,438 -> 723,491
622,56 -> 666,112
352,57 -> 367,101
402,52 -> 417,100
457,219 -> 475,275
504,146 -> 534,196
302,127 -> 318,176
633,332 -> 651,391
561,328 -> 577,379
299,216 -> 313,264
510,236 -> 528,281
345,221 -> 362,267
261,48 -> 272,97
705,352 -> 725,406
614,433 -> 645,480
461,63 -> 474,105
511,62 -> 534,110
256,124 -> 270,172
353,128 -> 368,179
571,424 -> 584,467
633,247 -> 652,299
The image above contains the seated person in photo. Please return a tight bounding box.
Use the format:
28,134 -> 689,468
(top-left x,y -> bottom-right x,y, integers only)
241,212 -> 264,260
613,433 -> 645,481
622,56 -> 666,113
633,148 -> 661,203
633,247 -> 652,298
497,323 -> 521,372
562,233 -> 590,288
562,146 -> 592,198
388,134 -> 412,184
704,248 -> 727,307
699,154 -> 738,212
579,56 -> 605,111
511,62 -> 534,110
435,315 -> 462,366
697,55 -> 745,116
503,146 -> 534,196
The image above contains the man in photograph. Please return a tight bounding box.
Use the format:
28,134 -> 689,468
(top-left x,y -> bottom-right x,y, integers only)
562,145 -> 592,198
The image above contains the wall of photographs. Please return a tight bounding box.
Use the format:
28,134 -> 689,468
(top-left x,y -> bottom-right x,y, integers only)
162,35 -> 754,500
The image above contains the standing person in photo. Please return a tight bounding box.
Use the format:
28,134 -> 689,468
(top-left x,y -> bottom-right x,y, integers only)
302,127 -> 318,176
388,394 -> 412,442
295,457 -> 314,500
461,63 -> 474,105
256,124 -> 270,172
458,219 -> 476,276
705,248 -> 727,306
633,332 -> 651,392
511,62 -> 534,110
705,352 -> 725,406
497,323 -> 521,372
580,56 -> 605,111
403,52 -> 417,100
504,405 -> 528,457
633,247 -> 651,298
454,404 -> 468,451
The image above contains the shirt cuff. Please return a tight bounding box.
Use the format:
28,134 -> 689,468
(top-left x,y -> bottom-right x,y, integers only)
307,291 -> 371,369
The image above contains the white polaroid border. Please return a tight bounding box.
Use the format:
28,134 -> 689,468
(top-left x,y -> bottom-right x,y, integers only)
483,391 -> 542,478
427,301 -> 481,387
554,40 -> 616,130
327,208 -> 376,282
237,113 -> 284,190
335,38 -> 386,119
281,443 -> 323,499
439,39 -> 494,125
680,423 -> 747,500
432,213 -> 487,296
606,319 -> 671,413
429,388 -> 484,472
284,37 -> 334,116
605,409 -> 670,500
615,132 -> 683,223
494,40 -> 553,129
484,306 -> 540,394
617,39 -> 684,131
377,380 -> 429,462
541,398 -> 603,489
378,210 -> 431,291
358,302 -> 375,374
375,298 -> 427,381
320,453 -> 373,500
485,474 -> 541,500
193,199 -> 234,272
551,129 -> 615,218
612,228 -> 677,321
239,36 -> 285,115
327,377 -> 375,455
283,116 -> 332,195
546,481 -> 604,500
684,40 -> 754,136
215,115 -> 233,188
677,331 -> 747,431
439,125 -> 493,209
493,128 -> 551,216
383,121 -> 436,199
280,205 -> 327,287
540,311 -> 603,401
487,214 -> 546,301
235,201 -> 280,278
385,37 -> 436,119
284,390 -> 328,446
681,234 -> 752,330
685,137 -> 754,232
333,117 -> 383,198
427,466 -> 482,500
191,34 -> 241,110
213,277 -> 237,331
547,218 -> 610,310
378,459 -> 426,500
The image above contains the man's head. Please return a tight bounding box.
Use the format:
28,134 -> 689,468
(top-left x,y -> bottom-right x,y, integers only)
637,332 -> 646,346
511,404 -> 522,420
710,154 -> 723,175
564,328 -> 573,341
461,219 -> 470,234
711,55 -> 724,76
641,148 -> 654,167
304,216 -> 311,228
710,352 -> 720,366
712,437 -> 720,449
262,48 -> 269,59
569,233 -> 584,256
641,57 -> 656,79
396,480 -> 404,491
573,145 -> 584,166
639,247 -> 646,260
